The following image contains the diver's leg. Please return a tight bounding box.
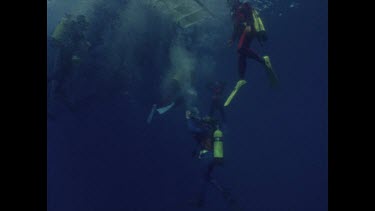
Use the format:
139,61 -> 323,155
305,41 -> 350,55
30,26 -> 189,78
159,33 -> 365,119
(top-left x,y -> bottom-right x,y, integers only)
193,152 -> 215,207
238,32 -> 265,64
238,47 -> 265,65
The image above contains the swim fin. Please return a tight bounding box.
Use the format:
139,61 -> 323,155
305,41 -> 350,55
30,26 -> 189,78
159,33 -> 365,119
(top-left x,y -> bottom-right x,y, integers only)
263,56 -> 279,87
156,102 -> 175,114
147,104 -> 157,124
224,80 -> 247,107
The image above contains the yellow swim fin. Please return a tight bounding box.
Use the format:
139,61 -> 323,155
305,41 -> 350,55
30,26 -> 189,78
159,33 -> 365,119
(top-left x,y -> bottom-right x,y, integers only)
263,56 -> 279,87
224,80 -> 247,107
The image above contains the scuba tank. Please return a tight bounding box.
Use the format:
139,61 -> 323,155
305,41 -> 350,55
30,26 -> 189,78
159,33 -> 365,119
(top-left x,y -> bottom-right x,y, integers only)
252,9 -> 268,44
213,128 -> 224,159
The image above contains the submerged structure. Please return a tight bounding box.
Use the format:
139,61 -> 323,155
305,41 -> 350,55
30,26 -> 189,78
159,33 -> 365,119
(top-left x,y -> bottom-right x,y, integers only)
151,0 -> 215,28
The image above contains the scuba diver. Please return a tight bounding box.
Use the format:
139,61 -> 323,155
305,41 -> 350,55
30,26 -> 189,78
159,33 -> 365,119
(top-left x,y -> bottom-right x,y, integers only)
48,14 -> 91,102
224,0 -> 279,106
207,81 -> 226,123
185,108 -> 243,210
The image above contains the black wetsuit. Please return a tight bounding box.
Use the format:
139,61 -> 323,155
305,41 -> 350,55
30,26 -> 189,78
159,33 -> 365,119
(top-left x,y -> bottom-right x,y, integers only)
187,117 -> 238,208
187,117 -> 217,205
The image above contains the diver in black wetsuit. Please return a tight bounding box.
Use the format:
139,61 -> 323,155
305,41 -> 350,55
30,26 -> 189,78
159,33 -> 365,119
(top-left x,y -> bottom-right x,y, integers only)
185,108 -> 243,210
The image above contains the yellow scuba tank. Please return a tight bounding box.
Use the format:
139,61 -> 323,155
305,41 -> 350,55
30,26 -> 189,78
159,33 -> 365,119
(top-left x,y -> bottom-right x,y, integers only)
252,9 -> 265,33
252,9 -> 268,43
213,129 -> 223,159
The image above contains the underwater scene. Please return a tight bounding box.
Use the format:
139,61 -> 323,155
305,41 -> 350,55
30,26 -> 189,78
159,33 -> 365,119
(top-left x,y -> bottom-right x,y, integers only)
47,0 -> 328,210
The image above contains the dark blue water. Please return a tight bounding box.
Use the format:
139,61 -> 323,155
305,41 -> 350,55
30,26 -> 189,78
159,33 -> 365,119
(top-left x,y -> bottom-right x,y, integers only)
47,0 -> 327,210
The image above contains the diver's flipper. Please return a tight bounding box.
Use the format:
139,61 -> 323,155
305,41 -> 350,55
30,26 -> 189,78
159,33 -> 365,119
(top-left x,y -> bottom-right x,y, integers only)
156,102 -> 175,114
263,56 -> 279,87
147,104 -> 157,124
224,80 -> 247,107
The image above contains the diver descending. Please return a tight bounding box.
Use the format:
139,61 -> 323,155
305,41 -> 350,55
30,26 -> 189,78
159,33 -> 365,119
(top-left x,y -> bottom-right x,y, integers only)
224,0 -> 279,106
185,108 -> 243,210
